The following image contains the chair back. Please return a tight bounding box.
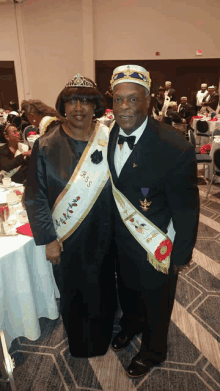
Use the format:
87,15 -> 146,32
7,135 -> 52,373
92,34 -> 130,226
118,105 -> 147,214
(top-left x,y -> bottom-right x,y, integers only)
196,120 -> 210,134
213,128 -> 220,137
188,129 -> 196,150
213,149 -> 220,171
23,125 -> 39,141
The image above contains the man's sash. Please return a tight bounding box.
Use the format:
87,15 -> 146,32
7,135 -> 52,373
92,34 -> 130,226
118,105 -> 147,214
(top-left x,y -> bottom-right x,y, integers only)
110,173 -> 176,274
52,122 -> 110,243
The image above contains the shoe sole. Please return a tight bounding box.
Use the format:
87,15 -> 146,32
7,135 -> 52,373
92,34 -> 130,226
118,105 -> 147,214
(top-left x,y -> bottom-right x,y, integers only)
110,345 -> 127,352
126,370 -> 150,378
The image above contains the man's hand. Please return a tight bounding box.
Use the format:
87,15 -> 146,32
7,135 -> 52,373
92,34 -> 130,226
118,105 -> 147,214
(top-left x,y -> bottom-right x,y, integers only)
173,263 -> 191,274
46,239 -> 62,265
182,119 -> 186,123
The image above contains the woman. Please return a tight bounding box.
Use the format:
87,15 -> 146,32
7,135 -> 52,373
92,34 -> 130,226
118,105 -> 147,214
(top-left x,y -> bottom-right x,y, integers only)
0,123 -> 31,183
24,74 -> 117,358
21,99 -> 60,140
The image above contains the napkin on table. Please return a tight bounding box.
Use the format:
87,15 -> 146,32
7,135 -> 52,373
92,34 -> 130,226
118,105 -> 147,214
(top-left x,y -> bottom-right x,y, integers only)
16,223 -> 33,237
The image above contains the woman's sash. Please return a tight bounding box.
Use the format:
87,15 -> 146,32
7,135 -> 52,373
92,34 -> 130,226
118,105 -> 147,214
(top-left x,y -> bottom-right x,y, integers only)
110,173 -> 176,274
52,122 -> 110,243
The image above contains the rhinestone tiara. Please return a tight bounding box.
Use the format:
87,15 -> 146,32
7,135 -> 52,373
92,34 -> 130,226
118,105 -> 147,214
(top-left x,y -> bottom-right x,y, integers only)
65,73 -> 96,88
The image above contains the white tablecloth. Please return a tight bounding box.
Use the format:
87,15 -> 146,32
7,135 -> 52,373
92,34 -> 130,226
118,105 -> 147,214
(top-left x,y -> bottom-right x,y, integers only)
204,137 -> 220,180
0,185 -> 60,348
192,118 -> 220,136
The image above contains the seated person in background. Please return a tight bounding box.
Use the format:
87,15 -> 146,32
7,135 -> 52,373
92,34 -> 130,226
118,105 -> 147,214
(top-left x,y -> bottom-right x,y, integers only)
21,99 -> 61,137
201,86 -> 219,112
165,102 -> 182,124
0,123 -> 31,183
178,97 -> 194,125
8,100 -> 20,115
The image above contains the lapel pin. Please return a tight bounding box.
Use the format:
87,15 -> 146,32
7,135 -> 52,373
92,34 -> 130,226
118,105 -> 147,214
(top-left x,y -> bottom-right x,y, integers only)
140,188 -> 152,212
133,163 -> 137,168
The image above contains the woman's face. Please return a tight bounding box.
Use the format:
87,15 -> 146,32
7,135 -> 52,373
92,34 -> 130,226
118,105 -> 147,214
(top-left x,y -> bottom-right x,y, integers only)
26,113 -> 42,127
64,98 -> 95,130
5,125 -> 21,143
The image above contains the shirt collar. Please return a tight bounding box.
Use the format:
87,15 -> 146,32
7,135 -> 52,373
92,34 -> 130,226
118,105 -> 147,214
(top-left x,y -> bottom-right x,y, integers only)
118,117 -> 148,144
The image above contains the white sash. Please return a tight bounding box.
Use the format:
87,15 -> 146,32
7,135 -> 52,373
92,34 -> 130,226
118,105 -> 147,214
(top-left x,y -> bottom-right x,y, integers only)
110,173 -> 176,274
52,122 -> 110,243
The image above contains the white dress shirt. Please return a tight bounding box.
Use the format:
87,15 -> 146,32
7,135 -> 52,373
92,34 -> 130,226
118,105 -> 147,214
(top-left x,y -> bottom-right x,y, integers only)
114,117 -> 148,177
196,90 -> 208,106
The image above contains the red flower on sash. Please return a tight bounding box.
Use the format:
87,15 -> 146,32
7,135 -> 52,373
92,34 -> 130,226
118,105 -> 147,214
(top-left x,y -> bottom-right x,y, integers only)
154,239 -> 172,262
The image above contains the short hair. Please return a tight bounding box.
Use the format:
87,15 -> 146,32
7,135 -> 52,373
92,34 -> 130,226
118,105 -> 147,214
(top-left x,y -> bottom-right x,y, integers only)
56,77 -> 105,118
21,99 -> 59,118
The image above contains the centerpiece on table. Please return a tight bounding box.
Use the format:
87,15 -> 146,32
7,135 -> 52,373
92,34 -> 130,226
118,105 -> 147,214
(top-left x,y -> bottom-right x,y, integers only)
200,144 -> 212,154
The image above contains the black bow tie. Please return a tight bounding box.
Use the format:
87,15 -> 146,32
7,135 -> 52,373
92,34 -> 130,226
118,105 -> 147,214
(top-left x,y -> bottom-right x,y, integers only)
118,135 -> 136,150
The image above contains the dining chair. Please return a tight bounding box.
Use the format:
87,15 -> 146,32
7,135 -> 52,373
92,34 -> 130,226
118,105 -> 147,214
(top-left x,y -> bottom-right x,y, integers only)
188,130 -> 212,182
212,128 -> 220,137
196,120 -> 211,146
0,330 -> 17,391
205,148 -> 220,199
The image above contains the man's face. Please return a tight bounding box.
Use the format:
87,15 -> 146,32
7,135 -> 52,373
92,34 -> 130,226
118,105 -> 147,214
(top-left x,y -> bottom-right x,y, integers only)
113,83 -> 150,135
165,83 -> 171,90
181,98 -> 187,105
201,87 -> 206,93
208,88 -> 214,96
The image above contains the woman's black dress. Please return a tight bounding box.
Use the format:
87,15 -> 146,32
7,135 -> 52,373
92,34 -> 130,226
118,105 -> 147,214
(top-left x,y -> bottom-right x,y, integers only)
25,124 -> 117,357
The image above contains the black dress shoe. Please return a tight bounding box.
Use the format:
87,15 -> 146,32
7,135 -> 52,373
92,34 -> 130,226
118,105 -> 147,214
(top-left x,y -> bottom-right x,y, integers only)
111,330 -> 135,352
126,354 -> 163,378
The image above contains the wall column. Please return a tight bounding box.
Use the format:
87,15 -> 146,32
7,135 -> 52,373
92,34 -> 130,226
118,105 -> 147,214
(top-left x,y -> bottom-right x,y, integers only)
81,0 -> 95,81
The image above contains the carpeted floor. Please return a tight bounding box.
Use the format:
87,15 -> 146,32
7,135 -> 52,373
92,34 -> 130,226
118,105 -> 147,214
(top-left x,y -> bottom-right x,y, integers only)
1,177 -> 220,391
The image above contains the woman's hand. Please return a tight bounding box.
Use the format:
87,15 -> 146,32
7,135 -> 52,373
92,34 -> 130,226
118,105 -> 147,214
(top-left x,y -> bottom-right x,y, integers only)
46,239 -> 62,265
22,150 -> 32,157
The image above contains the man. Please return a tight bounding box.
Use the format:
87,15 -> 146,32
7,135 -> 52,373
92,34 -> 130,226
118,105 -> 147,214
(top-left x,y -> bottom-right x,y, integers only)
178,96 -> 194,125
152,86 -> 165,120
202,85 -> 219,112
196,84 -> 208,113
165,101 -> 182,125
164,81 -> 176,101
108,65 -> 199,378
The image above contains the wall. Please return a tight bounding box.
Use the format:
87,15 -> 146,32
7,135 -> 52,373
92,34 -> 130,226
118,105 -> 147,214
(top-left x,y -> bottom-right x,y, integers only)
0,4 -> 25,106
93,0 -> 220,61
21,0 -> 84,108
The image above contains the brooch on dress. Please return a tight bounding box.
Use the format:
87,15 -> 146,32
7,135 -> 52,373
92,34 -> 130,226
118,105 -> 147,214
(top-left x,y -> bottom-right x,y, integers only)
91,149 -> 103,164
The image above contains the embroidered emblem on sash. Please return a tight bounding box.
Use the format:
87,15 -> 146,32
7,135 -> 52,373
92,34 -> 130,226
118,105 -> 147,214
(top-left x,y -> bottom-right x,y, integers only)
140,188 -> 152,211
98,139 -> 108,147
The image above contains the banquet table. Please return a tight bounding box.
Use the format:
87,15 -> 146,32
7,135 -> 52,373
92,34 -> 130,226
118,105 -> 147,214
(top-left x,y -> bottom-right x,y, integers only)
204,136 -> 220,181
0,183 -> 60,348
192,117 -> 220,143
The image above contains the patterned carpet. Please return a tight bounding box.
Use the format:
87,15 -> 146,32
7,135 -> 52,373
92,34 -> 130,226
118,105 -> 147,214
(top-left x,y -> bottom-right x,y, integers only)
1,177 -> 220,391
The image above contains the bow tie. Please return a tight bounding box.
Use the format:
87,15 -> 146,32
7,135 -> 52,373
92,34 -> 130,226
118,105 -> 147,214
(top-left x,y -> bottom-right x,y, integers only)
118,135 -> 136,150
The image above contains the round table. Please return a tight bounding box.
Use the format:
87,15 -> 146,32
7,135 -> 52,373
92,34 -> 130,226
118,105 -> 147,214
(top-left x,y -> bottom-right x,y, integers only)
0,183 -> 60,348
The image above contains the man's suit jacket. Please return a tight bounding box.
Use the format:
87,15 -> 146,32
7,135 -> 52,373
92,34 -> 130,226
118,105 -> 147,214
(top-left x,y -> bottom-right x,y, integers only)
108,118 -> 199,289
202,92 -> 219,111
178,103 -> 195,123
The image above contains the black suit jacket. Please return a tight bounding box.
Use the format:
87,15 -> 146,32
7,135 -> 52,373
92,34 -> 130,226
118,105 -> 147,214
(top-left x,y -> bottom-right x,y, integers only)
179,103 -> 195,123
108,118 -> 199,287
203,92 -> 219,111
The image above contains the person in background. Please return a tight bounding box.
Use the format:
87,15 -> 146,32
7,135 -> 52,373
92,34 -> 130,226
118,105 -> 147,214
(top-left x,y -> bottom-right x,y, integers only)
164,81 -> 176,101
108,64 -> 199,378
104,86 -> 113,110
8,100 -> 20,114
178,97 -> 194,125
24,74 -> 117,358
21,99 -> 60,139
153,86 -> 165,120
165,101 -> 182,125
0,123 -> 31,183
196,84 -> 208,113
201,86 -> 219,112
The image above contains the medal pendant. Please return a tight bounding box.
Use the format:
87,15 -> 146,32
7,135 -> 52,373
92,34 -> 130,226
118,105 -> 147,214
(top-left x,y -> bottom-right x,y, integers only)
139,198 -> 152,212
